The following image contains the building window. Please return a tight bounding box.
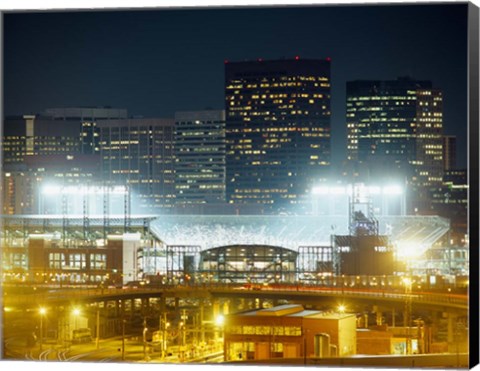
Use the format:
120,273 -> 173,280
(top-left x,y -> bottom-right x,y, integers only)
49,253 -> 65,269
91,253 -> 107,269
70,253 -> 86,269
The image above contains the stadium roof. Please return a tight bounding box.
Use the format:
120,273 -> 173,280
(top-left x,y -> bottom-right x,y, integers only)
149,214 -> 450,253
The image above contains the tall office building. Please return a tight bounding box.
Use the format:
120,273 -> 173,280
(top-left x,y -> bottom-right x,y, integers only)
3,115 -> 82,164
174,110 -> 226,206
443,135 -> 457,171
414,89 -> 444,185
97,118 -> 175,212
42,107 -> 128,154
2,107 -> 128,164
346,77 -> 444,213
225,58 -> 331,211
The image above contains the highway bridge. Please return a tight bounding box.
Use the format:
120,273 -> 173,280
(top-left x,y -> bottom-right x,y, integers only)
3,284 -> 468,312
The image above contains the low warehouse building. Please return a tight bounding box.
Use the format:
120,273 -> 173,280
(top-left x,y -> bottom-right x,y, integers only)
223,304 -> 356,361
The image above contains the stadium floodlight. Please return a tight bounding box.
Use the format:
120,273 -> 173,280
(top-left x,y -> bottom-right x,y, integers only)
312,186 -> 330,195
42,184 -> 62,195
312,185 -> 348,195
382,185 -> 403,195
367,186 -> 382,195
396,241 -> 423,260
312,184 -> 403,197
330,186 -> 346,195
42,184 -> 128,195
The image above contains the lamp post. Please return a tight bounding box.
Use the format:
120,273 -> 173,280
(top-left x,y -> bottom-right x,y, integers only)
39,307 -> 46,352
159,312 -> 170,360
72,308 -> 80,331
121,318 -> 126,361
215,315 -> 225,360
403,276 -> 413,355
143,317 -> 148,361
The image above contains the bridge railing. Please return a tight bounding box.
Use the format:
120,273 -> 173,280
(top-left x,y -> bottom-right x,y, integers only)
3,282 -> 468,309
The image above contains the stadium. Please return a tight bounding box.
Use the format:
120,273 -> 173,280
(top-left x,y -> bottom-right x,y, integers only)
146,213 -> 460,286
1,183 -> 467,288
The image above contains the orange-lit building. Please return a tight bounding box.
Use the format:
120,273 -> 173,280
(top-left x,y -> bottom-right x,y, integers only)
223,304 -> 356,361
1,215 -> 156,285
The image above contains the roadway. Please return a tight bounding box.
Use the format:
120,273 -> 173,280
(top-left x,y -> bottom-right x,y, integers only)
3,283 -> 469,312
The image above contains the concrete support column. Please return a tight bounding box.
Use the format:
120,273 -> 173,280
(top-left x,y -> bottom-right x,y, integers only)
174,297 -> 180,318
200,301 -> 205,346
141,298 -> 149,313
223,301 -> 229,315
212,299 -> 220,320
447,313 -> 457,353
376,311 -> 383,326
159,297 -> 166,312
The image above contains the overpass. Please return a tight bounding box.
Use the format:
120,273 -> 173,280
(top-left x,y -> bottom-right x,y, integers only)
3,284 -> 468,313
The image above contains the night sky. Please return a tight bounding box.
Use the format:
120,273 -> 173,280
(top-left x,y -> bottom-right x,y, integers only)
3,3 -> 469,167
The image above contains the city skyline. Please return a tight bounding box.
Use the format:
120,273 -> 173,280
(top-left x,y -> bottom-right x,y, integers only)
3,3 -> 469,167
1,3 -> 477,368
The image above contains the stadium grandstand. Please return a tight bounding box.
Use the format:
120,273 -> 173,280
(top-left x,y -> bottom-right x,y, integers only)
1,213 -> 458,286
147,214 -> 454,284
149,214 -> 450,254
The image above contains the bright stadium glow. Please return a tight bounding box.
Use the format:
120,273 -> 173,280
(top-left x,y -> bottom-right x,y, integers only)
382,185 -> 403,195
311,184 -> 403,196
215,315 -> 225,327
42,184 -> 128,195
395,241 -> 424,260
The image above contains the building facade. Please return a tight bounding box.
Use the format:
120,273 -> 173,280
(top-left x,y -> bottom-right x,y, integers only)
174,110 -> 226,206
1,215 -> 155,285
2,154 -> 100,215
3,115 -> 82,165
346,77 -> 444,213
225,58 -> 331,212
224,304 -> 356,361
97,118 -> 175,212
42,106 -> 128,155
442,135 -> 457,171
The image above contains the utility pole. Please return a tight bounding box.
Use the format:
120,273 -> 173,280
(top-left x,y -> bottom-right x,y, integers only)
122,319 -> 125,361
160,312 -> 168,360
143,317 -> 148,361
403,277 -> 412,354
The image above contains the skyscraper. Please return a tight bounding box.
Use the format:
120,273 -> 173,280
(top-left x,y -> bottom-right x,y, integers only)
97,118 -> 175,212
2,115 -> 82,164
346,77 -> 444,213
174,110 -> 226,206
414,88 -> 444,185
225,58 -> 331,212
443,135 -> 457,171
42,107 -> 128,155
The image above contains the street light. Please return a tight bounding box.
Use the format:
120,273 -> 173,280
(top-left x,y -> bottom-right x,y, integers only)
72,308 -> 81,331
215,314 -> 225,327
215,315 -> 225,361
39,307 -> 47,351
402,276 -> 413,355
143,317 -> 149,361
